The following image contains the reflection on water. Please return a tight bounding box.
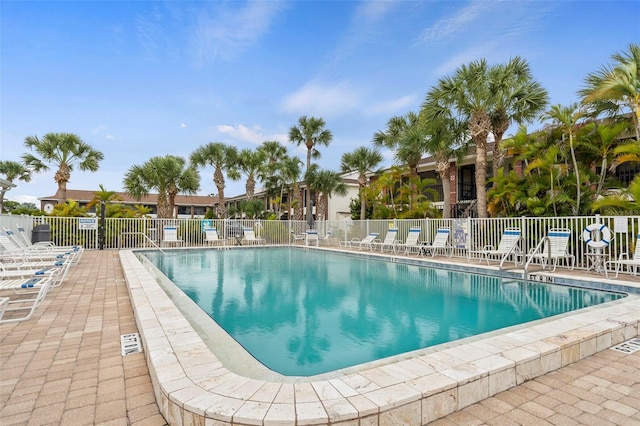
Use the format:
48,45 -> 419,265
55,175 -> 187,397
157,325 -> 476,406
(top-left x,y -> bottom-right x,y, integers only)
143,249 -> 624,376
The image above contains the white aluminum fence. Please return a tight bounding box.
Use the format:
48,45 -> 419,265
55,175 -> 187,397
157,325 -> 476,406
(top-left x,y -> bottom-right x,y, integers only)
2,214 -> 638,272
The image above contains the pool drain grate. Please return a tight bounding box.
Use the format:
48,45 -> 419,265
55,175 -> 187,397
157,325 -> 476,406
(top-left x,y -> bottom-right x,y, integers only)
121,333 -> 143,356
610,338 -> 640,354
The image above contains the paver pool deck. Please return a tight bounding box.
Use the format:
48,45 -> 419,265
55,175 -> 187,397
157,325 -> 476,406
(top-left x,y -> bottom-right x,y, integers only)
0,249 -> 639,425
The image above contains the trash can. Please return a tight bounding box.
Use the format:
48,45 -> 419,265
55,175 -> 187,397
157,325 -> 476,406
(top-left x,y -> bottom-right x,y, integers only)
31,224 -> 51,243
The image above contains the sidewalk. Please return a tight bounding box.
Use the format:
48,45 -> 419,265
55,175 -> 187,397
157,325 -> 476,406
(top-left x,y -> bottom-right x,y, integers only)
0,250 -> 638,425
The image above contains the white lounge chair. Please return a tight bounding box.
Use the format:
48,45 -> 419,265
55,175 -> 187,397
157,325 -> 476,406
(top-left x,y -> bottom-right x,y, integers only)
526,228 -> 575,271
393,227 -> 422,255
13,225 -> 83,252
0,276 -> 54,324
0,261 -> 70,287
341,232 -> 379,251
241,228 -> 266,245
370,228 -> 399,252
0,232 -> 81,264
161,226 -> 183,247
421,227 -> 452,257
204,227 -> 226,247
605,233 -> 640,278
471,227 -> 523,265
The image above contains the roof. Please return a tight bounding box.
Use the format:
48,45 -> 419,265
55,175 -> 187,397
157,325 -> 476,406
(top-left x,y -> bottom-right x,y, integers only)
39,189 -> 216,206
0,177 -> 16,189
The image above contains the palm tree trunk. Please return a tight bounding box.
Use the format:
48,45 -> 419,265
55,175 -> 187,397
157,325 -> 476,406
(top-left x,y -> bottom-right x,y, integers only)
569,134 -> 580,215
305,146 -> 313,226
214,169 -> 226,218
436,159 -> 451,219
475,141 -> 488,218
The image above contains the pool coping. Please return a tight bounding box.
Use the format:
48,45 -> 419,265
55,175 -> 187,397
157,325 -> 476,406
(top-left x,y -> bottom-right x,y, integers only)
120,247 -> 640,425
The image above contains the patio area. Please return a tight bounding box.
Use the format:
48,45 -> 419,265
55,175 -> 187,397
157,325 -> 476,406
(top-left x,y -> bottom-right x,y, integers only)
1,249 -> 639,425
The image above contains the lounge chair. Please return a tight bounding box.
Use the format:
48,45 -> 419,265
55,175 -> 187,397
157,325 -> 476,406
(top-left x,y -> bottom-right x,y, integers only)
241,228 -> 266,245
393,227 -> 422,255
370,228 -> 399,252
0,232 -> 81,264
0,276 -> 54,324
525,228 -> 575,271
421,227 -> 452,257
341,232 -> 379,251
605,233 -> 640,278
471,227 -> 523,266
161,226 -> 183,247
13,225 -> 83,252
0,261 -> 70,287
305,230 -> 319,246
204,227 -> 226,247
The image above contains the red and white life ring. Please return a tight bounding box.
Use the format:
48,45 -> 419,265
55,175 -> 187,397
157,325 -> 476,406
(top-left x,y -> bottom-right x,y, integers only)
582,223 -> 611,249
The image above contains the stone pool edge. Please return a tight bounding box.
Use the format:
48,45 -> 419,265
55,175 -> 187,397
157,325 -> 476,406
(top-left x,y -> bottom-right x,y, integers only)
119,249 -> 640,425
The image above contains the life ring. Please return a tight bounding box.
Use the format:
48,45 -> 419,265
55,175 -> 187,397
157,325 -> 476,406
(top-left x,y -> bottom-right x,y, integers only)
582,223 -> 611,248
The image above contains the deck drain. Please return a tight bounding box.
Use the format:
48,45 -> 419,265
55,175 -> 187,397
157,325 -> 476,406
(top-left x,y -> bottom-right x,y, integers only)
610,338 -> 640,354
120,333 -> 143,356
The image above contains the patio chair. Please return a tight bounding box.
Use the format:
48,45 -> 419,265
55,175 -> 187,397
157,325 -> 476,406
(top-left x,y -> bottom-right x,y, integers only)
421,227 -> 452,257
0,260 -> 70,287
241,228 -> 266,245
525,228 -> 575,272
13,225 -> 83,251
471,228 -> 523,266
393,227 -> 422,255
0,276 -> 54,324
341,232 -> 379,251
605,233 -> 640,278
0,231 -> 81,264
370,228 -> 399,252
204,228 -> 226,247
161,226 -> 183,247
291,230 -> 306,244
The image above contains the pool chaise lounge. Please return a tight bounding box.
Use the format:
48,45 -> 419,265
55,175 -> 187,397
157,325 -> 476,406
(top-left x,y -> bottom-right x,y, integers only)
341,232 -> 379,251
120,249 -> 640,425
0,275 -> 54,324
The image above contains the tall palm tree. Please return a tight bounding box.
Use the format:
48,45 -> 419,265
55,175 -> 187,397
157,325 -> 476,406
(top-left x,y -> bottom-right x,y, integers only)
190,143 -> 239,218
489,56 -> 549,177
423,60 -> 494,218
373,112 -> 428,205
279,155 -> 304,220
288,116 -> 333,226
340,147 -> 383,220
123,155 -> 200,218
237,148 -> 267,200
580,43 -> 640,141
0,160 -> 31,213
313,169 -> 348,221
542,103 -> 585,215
22,132 -> 104,204
257,141 -> 288,212
418,106 -> 469,218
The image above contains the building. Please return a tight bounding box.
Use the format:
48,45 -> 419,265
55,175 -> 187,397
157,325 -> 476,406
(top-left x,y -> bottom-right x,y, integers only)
39,190 -> 216,218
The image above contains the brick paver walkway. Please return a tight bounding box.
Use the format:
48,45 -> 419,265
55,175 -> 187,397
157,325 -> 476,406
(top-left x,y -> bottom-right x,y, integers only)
1,250 -> 638,425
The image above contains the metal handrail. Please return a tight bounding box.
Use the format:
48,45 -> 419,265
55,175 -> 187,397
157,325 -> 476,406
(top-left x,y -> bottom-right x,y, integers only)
120,232 -> 164,253
499,236 -> 524,270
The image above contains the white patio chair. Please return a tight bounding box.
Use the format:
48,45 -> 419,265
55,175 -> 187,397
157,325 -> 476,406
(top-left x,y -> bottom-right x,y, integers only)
341,232 -> 379,251
526,228 -> 575,271
393,227 -> 422,255
421,227 -> 452,257
204,228 -> 226,247
471,227 -> 523,265
605,233 -> 640,278
161,226 -> 183,247
305,230 -> 319,247
370,228 -> 399,252
241,228 -> 266,245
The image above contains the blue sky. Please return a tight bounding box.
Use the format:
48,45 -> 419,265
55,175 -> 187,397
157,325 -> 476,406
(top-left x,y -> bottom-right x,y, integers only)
2,0 -> 638,205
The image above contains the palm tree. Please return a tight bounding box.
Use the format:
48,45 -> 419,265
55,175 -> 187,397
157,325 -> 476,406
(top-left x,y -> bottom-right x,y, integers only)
340,147 -> 383,220
279,155 -> 304,220
22,132 -> 104,204
489,56 -> 549,177
423,60 -> 494,218
373,112 -> 428,204
87,184 -> 123,217
288,116 -> 333,226
0,160 -> 31,213
237,148 -> 267,200
525,145 -> 570,216
580,43 -> 640,141
123,155 -> 200,218
190,143 -> 239,218
418,107 -> 469,218
542,103 -> 585,215
313,170 -> 348,221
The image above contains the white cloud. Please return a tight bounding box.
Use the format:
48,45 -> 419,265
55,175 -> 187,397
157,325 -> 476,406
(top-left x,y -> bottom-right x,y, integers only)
419,0 -> 496,44
363,94 -> 419,117
7,194 -> 38,205
216,124 -> 280,146
191,1 -> 285,64
281,81 -> 361,117
180,123 -> 187,128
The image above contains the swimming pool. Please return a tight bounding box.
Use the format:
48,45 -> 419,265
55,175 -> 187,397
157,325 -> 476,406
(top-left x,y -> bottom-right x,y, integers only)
142,247 -> 624,376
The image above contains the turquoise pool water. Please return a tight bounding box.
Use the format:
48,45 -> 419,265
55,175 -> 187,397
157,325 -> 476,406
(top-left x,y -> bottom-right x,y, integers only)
142,248 -> 624,376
